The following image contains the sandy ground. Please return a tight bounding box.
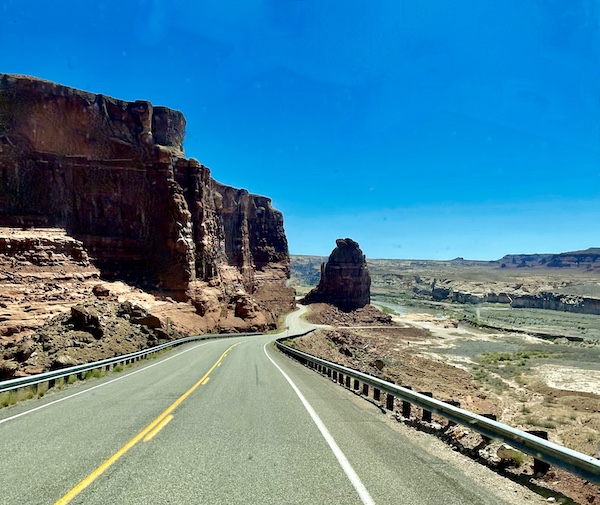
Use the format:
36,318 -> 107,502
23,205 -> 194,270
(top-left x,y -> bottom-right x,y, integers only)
294,303 -> 600,505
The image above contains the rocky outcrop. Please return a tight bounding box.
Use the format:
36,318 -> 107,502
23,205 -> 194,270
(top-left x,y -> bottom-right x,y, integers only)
302,238 -> 370,311
511,292 -> 600,315
0,74 -> 293,331
378,270 -> 600,315
497,248 -> 600,270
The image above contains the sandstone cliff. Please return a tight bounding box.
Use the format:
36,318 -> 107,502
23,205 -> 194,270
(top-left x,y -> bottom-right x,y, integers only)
497,248 -> 600,270
302,238 -> 370,311
0,74 -> 293,334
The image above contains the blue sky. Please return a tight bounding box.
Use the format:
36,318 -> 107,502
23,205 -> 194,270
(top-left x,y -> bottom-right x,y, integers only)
1,1 -> 599,260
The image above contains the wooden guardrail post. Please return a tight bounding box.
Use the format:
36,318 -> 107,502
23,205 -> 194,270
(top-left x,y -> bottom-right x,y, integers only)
402,386 -> 412,418
373,387 -> 381,402
345,376 -> 351,388
353,378 -> 359,390
386,392 -> 395,411
481,414 -> 497,442
445,400 -> 461,426
420,392 -> 433,422
527,430 -> 551,476
362,383 -> 369,396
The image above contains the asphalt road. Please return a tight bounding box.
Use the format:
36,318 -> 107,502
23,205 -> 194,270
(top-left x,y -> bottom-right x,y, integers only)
0,308 -> 530,505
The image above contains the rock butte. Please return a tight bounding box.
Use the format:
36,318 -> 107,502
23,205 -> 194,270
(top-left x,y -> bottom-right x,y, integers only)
302,238 -> 371,312
0,74 -> 294,336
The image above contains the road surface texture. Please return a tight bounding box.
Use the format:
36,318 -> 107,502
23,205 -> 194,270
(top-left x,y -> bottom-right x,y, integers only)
0,308 -> 546,504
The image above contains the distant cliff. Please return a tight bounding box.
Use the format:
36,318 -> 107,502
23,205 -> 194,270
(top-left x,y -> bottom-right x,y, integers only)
496,249 -> 600,270
0,74 -> 293,330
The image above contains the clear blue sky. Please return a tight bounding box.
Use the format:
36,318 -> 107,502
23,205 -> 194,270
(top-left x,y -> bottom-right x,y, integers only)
1,1 -> 599,260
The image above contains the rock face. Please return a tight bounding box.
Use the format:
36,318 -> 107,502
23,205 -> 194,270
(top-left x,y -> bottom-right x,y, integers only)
302,238 -> 370,311
497,248 -> 600,270
511,292 -> 600,315
0,74 -> 293,330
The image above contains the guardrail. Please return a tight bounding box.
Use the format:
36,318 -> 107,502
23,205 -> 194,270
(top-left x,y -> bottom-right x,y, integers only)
276,339 -> 600,484
0,332 -> 261,395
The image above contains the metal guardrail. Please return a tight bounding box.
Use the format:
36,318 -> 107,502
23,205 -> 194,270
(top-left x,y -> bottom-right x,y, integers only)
0,332 -> 261,395
276,339 -> 600,484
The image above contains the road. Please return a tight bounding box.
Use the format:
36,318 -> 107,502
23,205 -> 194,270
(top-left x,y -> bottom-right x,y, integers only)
0,307 -> 539,504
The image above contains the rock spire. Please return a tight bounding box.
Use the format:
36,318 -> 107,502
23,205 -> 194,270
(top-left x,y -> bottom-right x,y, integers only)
302,238 -> 371,311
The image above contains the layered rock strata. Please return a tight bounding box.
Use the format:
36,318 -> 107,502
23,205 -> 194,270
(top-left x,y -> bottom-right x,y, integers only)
0,74 -> 293,331
302,238 -> 370,311
400,275 -> 600,315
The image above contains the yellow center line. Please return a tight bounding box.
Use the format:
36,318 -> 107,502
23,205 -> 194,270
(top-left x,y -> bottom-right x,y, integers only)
54,342 -> 240,505
143,414 -> 174,443
200,377 -> 210,386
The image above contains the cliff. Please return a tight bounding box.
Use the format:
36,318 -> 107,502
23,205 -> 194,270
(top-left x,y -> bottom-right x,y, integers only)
0,74 -> 293,332
511,292 -> 600,315
497,248 -> 600,270
302,238 -> 371,311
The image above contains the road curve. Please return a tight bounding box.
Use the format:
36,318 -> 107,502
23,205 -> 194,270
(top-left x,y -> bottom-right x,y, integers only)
0,307 -> 542,504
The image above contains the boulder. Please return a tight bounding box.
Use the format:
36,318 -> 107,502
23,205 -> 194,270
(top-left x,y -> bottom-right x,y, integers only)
133,315 -> 163,329
0,359 -> 18,379
49,355 -> 78,370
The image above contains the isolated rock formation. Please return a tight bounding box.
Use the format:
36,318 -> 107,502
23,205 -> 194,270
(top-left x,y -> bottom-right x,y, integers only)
0,74 -> 294,332
302,238 -> 370,311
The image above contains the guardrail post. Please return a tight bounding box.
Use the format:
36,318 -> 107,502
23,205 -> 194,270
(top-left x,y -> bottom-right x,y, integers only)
327,368 -> 332,378
481,414 -> 497,442
527,430 -> 551,476
445,400 -> 461,426
332,370 -> 338,382
362,383 -> 369,396
386,392 -> 395,411
373,387 -> 381,402
420,392 -> 433,422
402,386 -> 412,418
338,372 -> 344,385
345,376 -> 351,388
48,379 -> 55,390
353,379 -> 359,390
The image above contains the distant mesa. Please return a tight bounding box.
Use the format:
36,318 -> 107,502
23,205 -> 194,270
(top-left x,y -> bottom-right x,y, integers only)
496,248 -> 600,270
302,238 -> 371,312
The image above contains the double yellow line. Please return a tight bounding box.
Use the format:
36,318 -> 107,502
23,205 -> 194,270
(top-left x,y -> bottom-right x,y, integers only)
54,343 -> 239,505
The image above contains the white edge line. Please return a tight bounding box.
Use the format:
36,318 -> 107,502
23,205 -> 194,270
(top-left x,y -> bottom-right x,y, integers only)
0,340 -> 217,426
263,343 -> 375,505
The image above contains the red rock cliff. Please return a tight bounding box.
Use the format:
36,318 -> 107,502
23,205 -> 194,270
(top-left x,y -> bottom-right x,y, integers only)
0,74 -> 293,330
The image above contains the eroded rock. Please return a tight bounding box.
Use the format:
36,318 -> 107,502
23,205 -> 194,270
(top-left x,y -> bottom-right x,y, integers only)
0,74 -> 293,332
302,238 -> 371,311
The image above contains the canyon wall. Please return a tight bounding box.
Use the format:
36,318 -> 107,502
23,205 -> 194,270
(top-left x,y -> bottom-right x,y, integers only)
410,276 -> 600,315
0,74 -> 293,330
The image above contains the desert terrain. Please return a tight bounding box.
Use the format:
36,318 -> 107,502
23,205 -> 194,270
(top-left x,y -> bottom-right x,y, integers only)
291,255 -> 600,504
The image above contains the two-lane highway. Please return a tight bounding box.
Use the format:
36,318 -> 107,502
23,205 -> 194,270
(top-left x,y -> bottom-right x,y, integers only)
0,309 -> 545,504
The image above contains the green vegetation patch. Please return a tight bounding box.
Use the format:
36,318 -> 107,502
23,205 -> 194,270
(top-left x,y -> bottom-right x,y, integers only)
480,350 -> 561,365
